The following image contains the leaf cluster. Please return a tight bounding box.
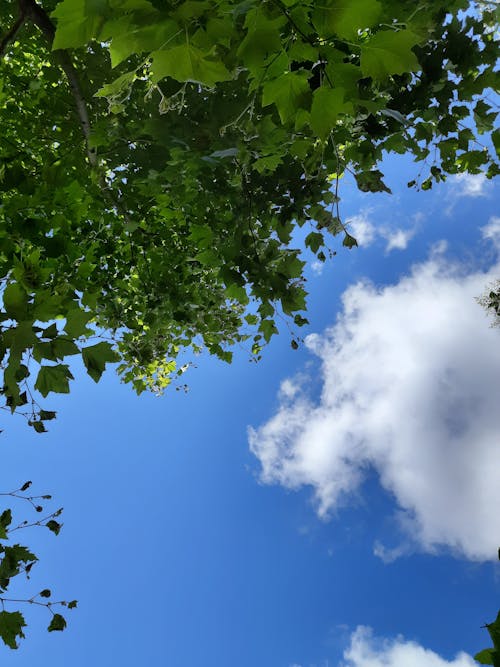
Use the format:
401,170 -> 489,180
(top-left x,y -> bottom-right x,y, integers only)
0,482 -> 76,649
0,0 -> 497,424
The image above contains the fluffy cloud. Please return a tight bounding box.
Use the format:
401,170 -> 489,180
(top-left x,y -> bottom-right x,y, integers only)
347,214 -> 415,252
342,627 -> 476,667
249,224 -> 500,561
450,173 -> 491,198
348,215 -> 377,247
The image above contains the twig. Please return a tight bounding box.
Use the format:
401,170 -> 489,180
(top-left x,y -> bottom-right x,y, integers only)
17,0 -> 96,166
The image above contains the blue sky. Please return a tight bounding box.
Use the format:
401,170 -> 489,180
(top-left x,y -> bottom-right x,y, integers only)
1,157 -> 499,666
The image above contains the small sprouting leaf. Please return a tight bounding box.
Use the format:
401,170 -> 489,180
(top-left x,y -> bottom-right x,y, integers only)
40,589 -> 51,598
291,339 -> 299,350
294,315 -> 309,327
67,600 -> 78,609
46,520 -> 62,536
20,481 -> 32,491
35,505 -> 43,512
48,613 -> 67,632
0,610 -> 26,649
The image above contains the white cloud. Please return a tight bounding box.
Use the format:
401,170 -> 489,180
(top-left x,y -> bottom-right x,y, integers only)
482,216 -> 500,248
372,541 -> 411,564
346,213 -> 415,253
384,228 -> 415,252
249,223 -> 500,561
348,215 -> 377,247
451,173 -> 490,198
342,627 -> 476,667
312,260 -> 325,276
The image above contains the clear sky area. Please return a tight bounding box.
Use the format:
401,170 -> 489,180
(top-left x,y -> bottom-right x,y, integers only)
1,153 -> 499,666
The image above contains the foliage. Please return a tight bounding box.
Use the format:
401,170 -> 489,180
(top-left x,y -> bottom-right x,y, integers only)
476,611 -> 500,666
477,280 -> 500,328
0,0 -> 498,425
0,481 -> 76,649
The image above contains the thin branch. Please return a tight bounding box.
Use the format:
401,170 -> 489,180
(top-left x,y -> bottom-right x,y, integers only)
17,0 -> 97,166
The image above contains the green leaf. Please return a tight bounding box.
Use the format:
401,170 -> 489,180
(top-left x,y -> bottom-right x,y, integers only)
82,342 -> 119,383
236,8 -> 285,70
262,72 -> 310,124
0,611 -> 26,649
312,0 -> 382,39
151,44 -> 231,86
48,613 -> 67,632
260,319 -> 278,343
40,410 -> 57,421
106,18 -> 178,68
35,365 -> 74,397
0,509 -> 11,539
487,612 -> 500,650
41,323 -> 59,339
46,520 -> 62,536
474,100 -> 496,134
52,0 -> 105,50
355,169 -> 392,193
95,71 -> 137,107
475,649 -> 495,664
305,231 -> 324,253
32,421 -> 47,433
343,232 -> 358,249
3,283 -> 28,321
64,309 -> 93,338
310,86 -> 352,137
0,545 -> 37,581
40,589 -> 51,598
360,30 -> 420,79
52,338 -> 80,359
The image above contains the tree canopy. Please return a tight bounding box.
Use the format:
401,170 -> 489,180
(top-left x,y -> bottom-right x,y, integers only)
0,0 -> 498,429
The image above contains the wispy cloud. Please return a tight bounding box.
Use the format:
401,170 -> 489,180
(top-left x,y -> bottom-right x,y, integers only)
341,626 -> 476,667
482,216 -> 500,248
249,225 -> 500,562
347,213 -> 415,253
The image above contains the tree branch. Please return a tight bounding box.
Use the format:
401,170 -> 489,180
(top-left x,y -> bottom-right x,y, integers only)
17,0 -> 97,166
0,11 -> 27,56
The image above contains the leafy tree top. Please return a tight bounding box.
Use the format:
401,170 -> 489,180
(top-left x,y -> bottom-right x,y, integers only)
0,0 -> 498,428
